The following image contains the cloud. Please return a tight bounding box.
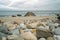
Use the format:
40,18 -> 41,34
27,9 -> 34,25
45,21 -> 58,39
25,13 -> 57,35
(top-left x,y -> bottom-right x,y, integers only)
0,0 -> 60,11
0,0 -> 10,5
0,5 -> 20,11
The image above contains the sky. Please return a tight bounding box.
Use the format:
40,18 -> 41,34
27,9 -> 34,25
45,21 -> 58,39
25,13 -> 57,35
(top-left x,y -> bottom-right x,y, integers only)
0,0 -> 60,11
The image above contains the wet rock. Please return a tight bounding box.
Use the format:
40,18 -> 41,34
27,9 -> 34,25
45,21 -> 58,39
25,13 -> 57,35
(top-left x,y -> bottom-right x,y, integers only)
47,37 -> 54,40
17,14 -> 22,16
12,15 -> 16,17
0,24 -> 11,35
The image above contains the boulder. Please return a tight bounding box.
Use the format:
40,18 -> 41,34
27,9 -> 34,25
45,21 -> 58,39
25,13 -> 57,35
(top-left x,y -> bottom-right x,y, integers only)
24,12 -> 36,16
20,30 -> 37,40
36,29 -> 54,38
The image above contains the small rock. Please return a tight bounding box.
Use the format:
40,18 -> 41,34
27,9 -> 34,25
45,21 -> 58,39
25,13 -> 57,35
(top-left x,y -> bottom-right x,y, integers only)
54,35 -> 60,40
39,38 -> 46,40
54,28 -> 60,35
0,36 -> 6,40
47,37 -> 54,40
7,35 -> 17,40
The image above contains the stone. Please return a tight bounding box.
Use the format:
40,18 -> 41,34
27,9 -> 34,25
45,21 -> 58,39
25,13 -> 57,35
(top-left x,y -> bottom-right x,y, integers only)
47,37 -> 54,40
10,29 -> 19,35
7,35 -> 17,40
20,30 -> 37,40
26,22 -> 39,29
36,29 -> 54,38
24,12 -> 36,16
2,37 -> 6,40
39,38 -> 46,40
54,35 -> 60,40
54,27 -> 60,35
0,32 -> 7,40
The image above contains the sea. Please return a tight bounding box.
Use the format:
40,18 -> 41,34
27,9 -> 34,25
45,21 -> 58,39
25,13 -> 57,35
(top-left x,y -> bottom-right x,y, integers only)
0,10 -> 60,17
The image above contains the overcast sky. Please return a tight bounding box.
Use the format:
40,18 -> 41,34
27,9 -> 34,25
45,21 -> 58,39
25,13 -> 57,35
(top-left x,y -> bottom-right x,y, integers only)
0,0 -> 60,11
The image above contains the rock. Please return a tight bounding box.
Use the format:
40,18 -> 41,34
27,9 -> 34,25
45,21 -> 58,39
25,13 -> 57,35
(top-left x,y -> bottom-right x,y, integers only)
10,29 -> 19,35
0,32 -> 7,40
17,14 -> 22,16
31,29 -> 36,36
0,24 -> 11,35
12,15 -> 16,17
54,28 -> 60,35
54,35 -> 60,40
13,19 -> 24,25
4,23 -> 17,31
7,35 -> 17,40
47,37 -> 54,40
26,22 -> 39,29
20,30 -> 37,40
39,38 -> 46,40
24,12 -> 36,16
45,26 -> 49,30
36,29 -> 54,38
2,37 -> 6,40
19,23 -> 27,29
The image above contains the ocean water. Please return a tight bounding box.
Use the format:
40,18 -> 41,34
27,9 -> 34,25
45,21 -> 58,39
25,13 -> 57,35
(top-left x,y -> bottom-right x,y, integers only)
0,10 -> 60,17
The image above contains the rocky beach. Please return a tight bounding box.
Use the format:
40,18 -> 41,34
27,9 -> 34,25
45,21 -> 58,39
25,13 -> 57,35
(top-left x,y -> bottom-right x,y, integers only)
0,12 -> 60,40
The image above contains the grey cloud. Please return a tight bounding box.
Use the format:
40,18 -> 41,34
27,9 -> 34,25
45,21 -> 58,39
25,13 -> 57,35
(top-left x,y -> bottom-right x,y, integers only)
0,0 -> 60,10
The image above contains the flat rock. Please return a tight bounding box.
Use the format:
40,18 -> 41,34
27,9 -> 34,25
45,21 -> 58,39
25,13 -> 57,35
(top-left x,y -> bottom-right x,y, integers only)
36,29 -> 54,38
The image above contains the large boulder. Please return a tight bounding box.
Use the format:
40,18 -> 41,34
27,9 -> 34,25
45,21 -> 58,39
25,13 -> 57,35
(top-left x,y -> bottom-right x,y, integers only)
24,12 -> 36,16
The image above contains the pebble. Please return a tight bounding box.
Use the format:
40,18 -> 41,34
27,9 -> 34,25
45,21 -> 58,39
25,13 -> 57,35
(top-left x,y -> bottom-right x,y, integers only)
39,38 -> 46,40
